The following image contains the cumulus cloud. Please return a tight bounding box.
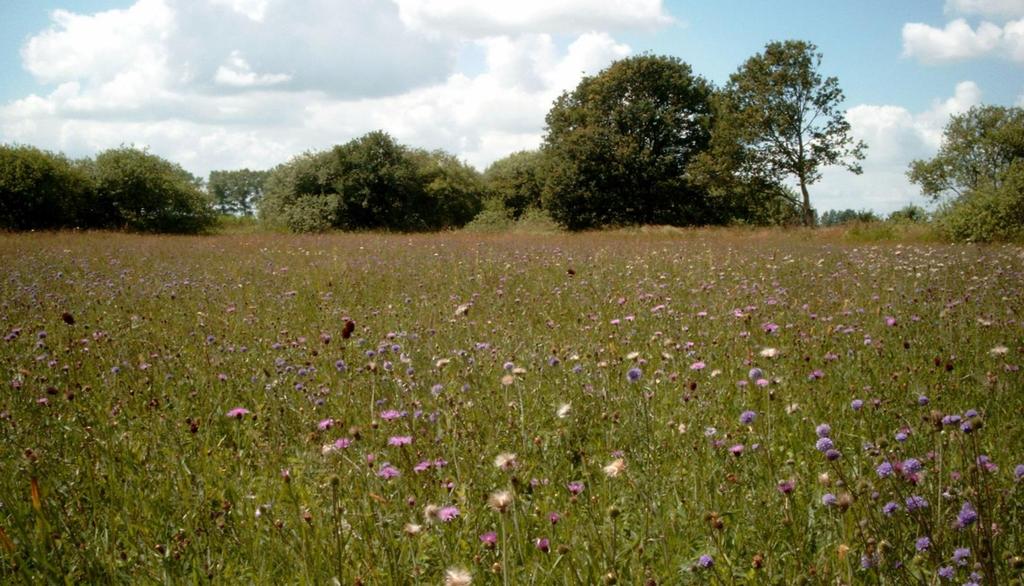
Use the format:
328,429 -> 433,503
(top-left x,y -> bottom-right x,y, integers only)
392,0 -> 672,37
902,19 -> 1007,63
1,0 -> 634,176
945,0 -> 1024,20
814,82 -> 982,214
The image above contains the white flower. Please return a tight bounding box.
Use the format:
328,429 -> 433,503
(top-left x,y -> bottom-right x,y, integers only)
990,345 -> 1009,356
557,403 -> 572,419
445,567 -> 472,586
494,452 -> 517,470
487,490 -> 513,513
603,458 -> 626,478
760,347 -> 779,358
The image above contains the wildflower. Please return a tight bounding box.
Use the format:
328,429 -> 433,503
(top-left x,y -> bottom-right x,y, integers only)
759,347 -> 779,358
917,395 -> 929,406
380,409 -> 404,421
603,458 -> 626,478
990,345 -> 1009,356
739,410 -> 756,425
444,567 -> 472,586
226,407 -> 250,419
815,437 -> 835,452
851,399 -> 864,411
822,493 -> 837,507
548,511 -> 561,525
317,418 -> 334,431
388,435 -> 413,446
494,452 -> 517,470
905,495 -> 928,511
437,505 -> 460,522
915,536 -> 931,551
413,460 -> 431,472
690,360 -> 706,371
403,523 -> 422,536
876,461 -> 894,478
698,554 -> 714,568
815,423 -> 832,438
1015,464 -> 1024,481
534,537 -> 550,553
556,403 -> 571,418
937,566 -> 954,580
902,458 -> 922,474
825,449 -> 842,461
777,479 -> 795,495
479,531 -> 497,548
487,490 -> 513,513
567,481 -> 585,496
626,367 -> 642,382
748,367 -> 764,381
952,547 -> 970,566
729,444 -> 744,457
882,501 -> 900,516
377,463 -> 401,479
956,501 -> 977,529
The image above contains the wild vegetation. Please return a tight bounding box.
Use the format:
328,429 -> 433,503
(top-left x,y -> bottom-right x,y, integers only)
1,230 -> 1022,584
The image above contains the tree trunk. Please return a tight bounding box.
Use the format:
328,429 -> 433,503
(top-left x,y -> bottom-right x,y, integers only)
799,177 -> 814,227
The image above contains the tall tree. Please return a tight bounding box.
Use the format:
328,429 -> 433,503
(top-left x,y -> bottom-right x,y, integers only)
721,40 -> 865,226
541,55 -> 714,230
208,169 -> 269,216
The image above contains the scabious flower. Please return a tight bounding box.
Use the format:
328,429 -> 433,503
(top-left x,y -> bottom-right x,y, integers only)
915,536 -> 931,551
698,554 -> 714,568
952,547 -> 970,566
876,461 -> 894,478
882,501 -> 900,516
937,566 -> 954,580
905,495 -> 928,511
956,501 -> 977,529
748,367 -> 764,381
740,410 -> 756,425
822,493 -> 837,507
902,458 -> 923,474
1015,463 -> 1024,481
851,399 -> 864,411
816,423 -> 832,438
815,437 -> 835,452
626,367 -> 642,382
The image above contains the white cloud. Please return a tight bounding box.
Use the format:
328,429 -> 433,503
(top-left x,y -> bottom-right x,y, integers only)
392,0 -> 672,37
214,51 -> 291,87
208,0 -> 269,22
945,0 -> 1024,20
814,82 -> 982,214
1,0 -> 633,177
902,16 -> 1024,63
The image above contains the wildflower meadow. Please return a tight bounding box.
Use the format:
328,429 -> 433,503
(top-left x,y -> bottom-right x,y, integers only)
1,230 -> 1022,584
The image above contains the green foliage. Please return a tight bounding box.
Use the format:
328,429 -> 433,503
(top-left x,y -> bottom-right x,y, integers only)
463,197 -> 514,232
908,105 -> 1024,201
0,145 -> 92,230
260,131 -> 483,232
909,105 -> 1024,242
887,204 -> 930,224
541,55 -> 714,230
718,40 -> 866,226
208,169 -> 269,216
483,150 -> 546,219
88,147 -> 216,233
820,208 -> 880,226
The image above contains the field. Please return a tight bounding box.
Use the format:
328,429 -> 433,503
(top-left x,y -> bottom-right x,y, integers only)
1,230 -> 1022,584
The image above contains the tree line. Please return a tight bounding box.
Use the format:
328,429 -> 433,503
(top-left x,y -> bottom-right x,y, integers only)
2,40 -> 1021,241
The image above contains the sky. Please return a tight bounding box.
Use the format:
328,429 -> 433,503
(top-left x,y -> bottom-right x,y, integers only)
1,0 -> 1023,214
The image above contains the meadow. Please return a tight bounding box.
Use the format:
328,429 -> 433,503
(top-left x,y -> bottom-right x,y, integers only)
0,229 -> 1022,585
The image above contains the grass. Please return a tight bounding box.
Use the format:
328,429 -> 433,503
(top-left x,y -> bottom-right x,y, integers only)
0,229 -> 1022,584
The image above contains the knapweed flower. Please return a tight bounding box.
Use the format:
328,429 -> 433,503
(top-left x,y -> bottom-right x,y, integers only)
377,463 -> 401,479
226,407 -> 250,419
437,505 -> 460,522
915,536 -> 931,551
603,458 -> 626,478
626,367 -> 642,382
444,567 -> 472,586
956,501 -> 977,529
556,403 -> 571,418
379,409 -> 404,421
690,360 -> 706,371
403,523 -> 422,536
698,554 -> 714,568
739,410 -> 756,425
487,490 -> 513,513
479,531 -> 497,548
534,537 -> 550,553
388,435 -> 413,446
759,347 -> 779,358
777,479 -> 795,495
567,481 -> 585,496
729,444 -> 745,457
317,418 -> 335,431
952,547 -> 970,566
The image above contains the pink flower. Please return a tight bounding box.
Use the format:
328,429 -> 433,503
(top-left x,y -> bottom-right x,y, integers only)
690,361 -> 706,371
318,418 -> 335,431
226,407 -> 250,419
437,505 -> 460,521
388,435 -> 413,446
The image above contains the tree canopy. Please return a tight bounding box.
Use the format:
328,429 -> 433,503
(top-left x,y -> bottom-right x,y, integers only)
541,54 -> 714,230
208,169 -> 269,216
717,40 -> 865,226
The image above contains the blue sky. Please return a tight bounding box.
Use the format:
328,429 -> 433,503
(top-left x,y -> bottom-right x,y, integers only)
2,0 -> 1022,213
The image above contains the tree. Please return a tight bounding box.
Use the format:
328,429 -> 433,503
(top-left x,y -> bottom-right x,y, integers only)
720,40 -> 865,226
483,150 -> 546,219
0,145 -> 94,230
541,55 -> 714,230
908,105 -> 1024,200
89,147 -> 216,233
208,169 -> 269,216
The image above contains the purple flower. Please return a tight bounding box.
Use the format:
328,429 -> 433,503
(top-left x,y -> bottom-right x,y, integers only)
380,409 -> 404,421
626,367 -> 642,382
437,506 -> 460,521
740,410 -> 756,425
882,501 -> 900,516
388,435 -> 413,446
915,536 -> 931,551
729,444 -> 745,457
825,449 -> 842,461
807,369 -> 824,380
956,501 -> 977,529
413,460 -> 432,472
952,547 -> 970,566
815,437 -> 835,452
851,399 -> 864,411
905,495 -> 928,511
777,479 -> 795,495
333,437 -> 351,449
226,407 -> 250,419
534,537 -> 550,553
377,463 -> 401,479
1015,463 -> 1024,481
317,418 -> 335,431
748,367 -> 764,381
479,531 -> 497,547
876,461 -> 894,478
938,566 -> 954,580
697,554 -> 714,568
821,493 -> 837,507
548,511 -> 561,525
815,423 -> 832,438
567,481 -> 585,496
917,395 -> 929,406
902,458 -> 922,474
895,430 -> 909,442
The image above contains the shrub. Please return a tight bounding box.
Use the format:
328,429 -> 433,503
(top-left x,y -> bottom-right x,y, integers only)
0,144 -> 93,230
